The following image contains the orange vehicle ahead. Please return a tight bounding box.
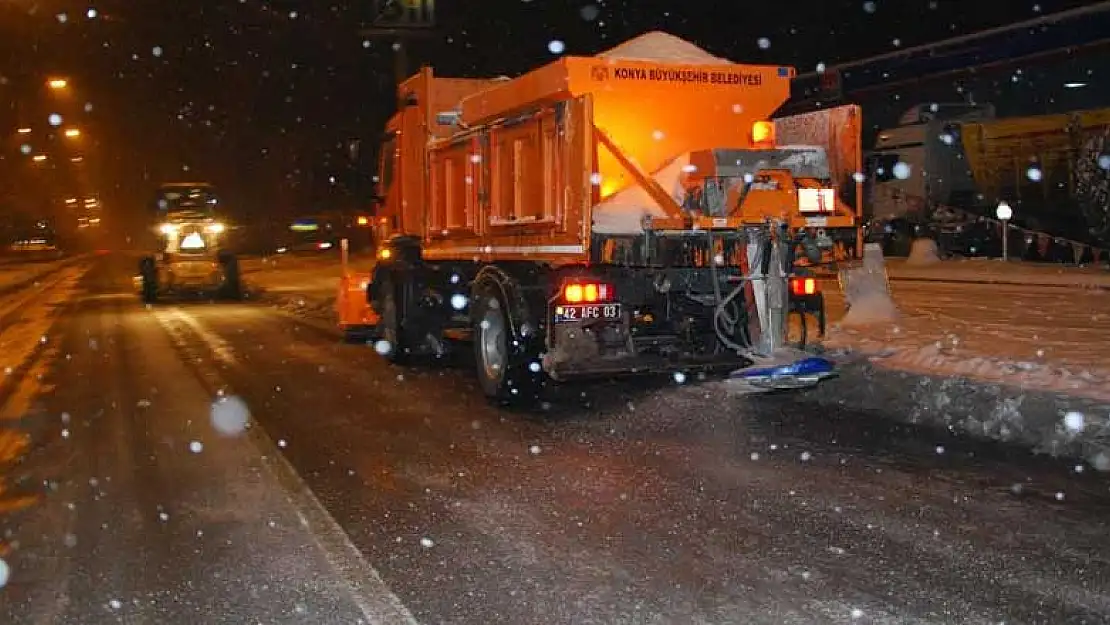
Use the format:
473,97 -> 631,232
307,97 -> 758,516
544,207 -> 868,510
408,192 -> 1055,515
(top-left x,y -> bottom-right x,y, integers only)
339,32 -> 842,402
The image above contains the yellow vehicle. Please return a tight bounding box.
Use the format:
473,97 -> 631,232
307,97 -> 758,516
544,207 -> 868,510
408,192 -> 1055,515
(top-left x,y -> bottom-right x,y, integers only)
138,183 -> 241,303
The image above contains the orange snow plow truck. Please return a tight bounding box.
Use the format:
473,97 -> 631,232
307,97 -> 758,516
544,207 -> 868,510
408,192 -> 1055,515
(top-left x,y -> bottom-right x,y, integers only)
338,32 -> 853,403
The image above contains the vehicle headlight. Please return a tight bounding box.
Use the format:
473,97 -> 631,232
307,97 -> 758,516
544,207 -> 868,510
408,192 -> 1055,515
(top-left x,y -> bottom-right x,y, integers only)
159,223 -> 178,235
206,222 -> 226,234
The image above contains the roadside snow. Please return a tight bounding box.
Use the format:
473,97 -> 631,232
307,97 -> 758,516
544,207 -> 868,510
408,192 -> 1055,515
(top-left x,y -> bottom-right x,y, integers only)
886,256 -> 1110,289
0,259 -> 73,291
830,263 -> 1110,404
825,272 -> 1110,402
905,238 -> 941,266
0,265 -> 88,381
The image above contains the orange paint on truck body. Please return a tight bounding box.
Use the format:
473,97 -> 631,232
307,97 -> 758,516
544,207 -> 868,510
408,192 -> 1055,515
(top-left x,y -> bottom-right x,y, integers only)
373,56 -> 798,266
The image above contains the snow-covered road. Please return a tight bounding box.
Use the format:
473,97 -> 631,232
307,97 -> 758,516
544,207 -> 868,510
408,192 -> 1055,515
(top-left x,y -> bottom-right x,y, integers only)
824,276 -> 1110,401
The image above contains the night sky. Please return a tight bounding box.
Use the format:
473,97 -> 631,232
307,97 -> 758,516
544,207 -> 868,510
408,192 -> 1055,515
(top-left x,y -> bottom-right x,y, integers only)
0,0 -> 1102,228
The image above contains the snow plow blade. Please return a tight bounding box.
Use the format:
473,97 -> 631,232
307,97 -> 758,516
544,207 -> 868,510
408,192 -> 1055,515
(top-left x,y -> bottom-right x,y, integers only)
335,239 -> 379,340
726,353 -> 836,392
336,271 -> 379,337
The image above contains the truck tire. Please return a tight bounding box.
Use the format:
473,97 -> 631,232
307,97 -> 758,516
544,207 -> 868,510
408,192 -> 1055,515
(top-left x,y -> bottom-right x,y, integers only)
139,256 -> 158,304
377,281 -> 409,364
471,289 -> 544,405
218,252 -> 243,300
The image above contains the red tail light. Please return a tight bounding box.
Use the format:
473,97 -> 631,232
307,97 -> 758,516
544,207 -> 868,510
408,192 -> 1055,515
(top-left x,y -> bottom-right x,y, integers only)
790,277 -> 818,297
563,282 -> 613,303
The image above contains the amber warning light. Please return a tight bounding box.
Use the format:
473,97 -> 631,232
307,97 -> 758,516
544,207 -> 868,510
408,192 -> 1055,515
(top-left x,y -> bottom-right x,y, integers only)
751,121 -> 775,148
790,277 -> 818,297
562,282 -> 613,304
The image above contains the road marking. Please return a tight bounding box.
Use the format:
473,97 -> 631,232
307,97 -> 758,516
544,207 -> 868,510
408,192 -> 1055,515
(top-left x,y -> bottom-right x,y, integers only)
158,308 -> 238,365
246,421 -> 422,625
155,306 -> 421,625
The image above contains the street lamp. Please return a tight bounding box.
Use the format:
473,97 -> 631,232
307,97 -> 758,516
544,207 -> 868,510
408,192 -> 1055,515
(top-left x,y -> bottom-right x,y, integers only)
995,200 -> 1013,261
47,78 -> 68,90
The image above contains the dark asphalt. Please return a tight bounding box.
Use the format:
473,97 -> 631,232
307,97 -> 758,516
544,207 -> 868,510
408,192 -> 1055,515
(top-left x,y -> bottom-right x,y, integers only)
3,253 -> 1110,624
0,255 -> 401,624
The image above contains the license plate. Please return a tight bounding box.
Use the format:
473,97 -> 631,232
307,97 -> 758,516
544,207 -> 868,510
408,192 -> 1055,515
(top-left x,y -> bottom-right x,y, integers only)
804,216 -> 829,227
554,303 -> 621,323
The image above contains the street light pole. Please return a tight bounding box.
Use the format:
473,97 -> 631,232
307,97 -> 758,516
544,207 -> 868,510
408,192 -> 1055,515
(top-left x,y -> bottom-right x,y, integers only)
996,200 -> 1013,261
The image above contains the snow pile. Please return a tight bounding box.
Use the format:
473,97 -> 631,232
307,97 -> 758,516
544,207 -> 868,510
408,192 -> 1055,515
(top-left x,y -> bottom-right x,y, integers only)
905,238 -> 941,266
838,244 -> 899,327
597,31 -> 729,64
592,153 -> 691,234
840,292 -> 899,327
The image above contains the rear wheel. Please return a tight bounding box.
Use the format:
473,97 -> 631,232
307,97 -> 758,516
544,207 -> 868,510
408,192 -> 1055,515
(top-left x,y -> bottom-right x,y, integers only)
472,289 -> 544,405
139,256 -> 158,304
377,282 -> 408,364
218,252 -> 243,300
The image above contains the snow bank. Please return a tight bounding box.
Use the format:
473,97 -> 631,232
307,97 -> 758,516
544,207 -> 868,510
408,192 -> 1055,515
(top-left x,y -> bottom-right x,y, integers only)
597,31 -> 728,64
818,253 -> 1110,464
805,356 -> 1110,468
885,257 -> 1110,289
905,238 -> 941,266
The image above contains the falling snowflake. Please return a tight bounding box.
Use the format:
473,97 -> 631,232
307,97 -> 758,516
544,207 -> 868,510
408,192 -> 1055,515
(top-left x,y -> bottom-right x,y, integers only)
210,396 -> 250,436
1062,411 -> 1085,433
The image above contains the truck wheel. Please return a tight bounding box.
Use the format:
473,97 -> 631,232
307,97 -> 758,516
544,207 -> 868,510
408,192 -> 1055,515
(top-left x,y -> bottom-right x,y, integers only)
378,283 -> 409,364
472,290 -> 543,405
218,252 -> 243,300
139,256 -> 158,304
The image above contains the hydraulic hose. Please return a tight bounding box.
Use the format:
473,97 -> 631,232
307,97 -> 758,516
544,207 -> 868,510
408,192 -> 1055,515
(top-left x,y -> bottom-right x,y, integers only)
708,229 -> 759,356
